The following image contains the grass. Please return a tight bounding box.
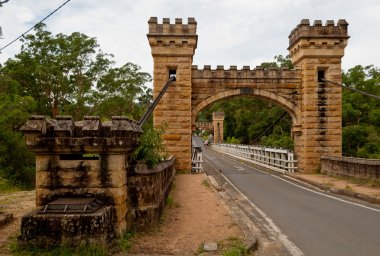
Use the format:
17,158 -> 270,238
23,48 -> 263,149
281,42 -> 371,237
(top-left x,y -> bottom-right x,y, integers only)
196,243 -> 205,255
118,232 -> 134,252
350,177 -> 380,188
345,184 -> 353,191
202,179 -> 211,188
321,173 -> 380,189
165,196 -> 180,208
323,181 -> 335,188
0,177 -> 22,193
176,169 -> 189,174
219,237 -> 249,256
9,236 -> 108,256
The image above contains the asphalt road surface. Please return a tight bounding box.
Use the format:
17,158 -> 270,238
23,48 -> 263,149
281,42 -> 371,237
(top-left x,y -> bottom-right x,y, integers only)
203,148 -> 380,256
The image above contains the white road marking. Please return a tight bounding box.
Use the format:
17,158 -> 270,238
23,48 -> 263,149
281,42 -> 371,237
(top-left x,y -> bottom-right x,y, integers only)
233,165 -> 245,171
210,151 -> 380,213
272,175 -> 380,213
204,157 -> 304,256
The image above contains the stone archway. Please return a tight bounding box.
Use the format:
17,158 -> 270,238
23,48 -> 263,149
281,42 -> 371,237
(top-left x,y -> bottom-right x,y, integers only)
147,17 -> 349,173
191,89 -> 301,127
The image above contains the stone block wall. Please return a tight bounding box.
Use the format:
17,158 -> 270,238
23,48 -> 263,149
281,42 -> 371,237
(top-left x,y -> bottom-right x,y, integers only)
128,156 -> 176,231
147,17 -> 198,171
20,115 -> 142,235
321,156 -> 380,180
19,206 -> 115,248
20,115 -> 177,247
288,19 -> 349,172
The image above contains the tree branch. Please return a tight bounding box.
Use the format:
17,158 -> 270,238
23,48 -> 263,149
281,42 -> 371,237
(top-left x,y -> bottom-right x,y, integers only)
0,0 -> 10,7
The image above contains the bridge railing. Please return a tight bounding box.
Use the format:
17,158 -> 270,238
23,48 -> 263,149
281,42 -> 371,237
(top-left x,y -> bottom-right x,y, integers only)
211,143 -> 297,173
192,136 -> 204,172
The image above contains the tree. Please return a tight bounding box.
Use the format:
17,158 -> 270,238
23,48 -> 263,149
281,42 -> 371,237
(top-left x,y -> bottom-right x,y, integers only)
0,0 -> 10,7
0,74 -> 36,186
3,23 -> 113,119
260,55 -> 294,69
197,96 -> 293,149
92,62 -> 152,119
197,55 -> 295,149
2,24 -> 152,120
342,65 -> 380,157
0,24 -> 154,187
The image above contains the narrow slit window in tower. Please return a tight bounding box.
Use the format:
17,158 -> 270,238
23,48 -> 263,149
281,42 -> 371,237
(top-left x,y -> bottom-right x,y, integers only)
169,69 -> 177,81
318,70 -> 325,83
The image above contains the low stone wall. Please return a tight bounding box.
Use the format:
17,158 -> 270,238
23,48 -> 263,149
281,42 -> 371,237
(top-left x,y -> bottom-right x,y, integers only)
19,206 -> 115,248
128,156 -> 176,231
321,156 -> 380,180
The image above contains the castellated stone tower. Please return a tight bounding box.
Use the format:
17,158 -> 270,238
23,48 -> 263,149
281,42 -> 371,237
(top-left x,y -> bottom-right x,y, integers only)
147,17 -> 198,171
288,19 -> 349,172
212,112 -> 225,143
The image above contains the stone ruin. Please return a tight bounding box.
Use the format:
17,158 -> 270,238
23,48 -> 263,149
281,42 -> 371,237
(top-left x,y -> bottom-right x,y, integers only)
19,115 -> 176,247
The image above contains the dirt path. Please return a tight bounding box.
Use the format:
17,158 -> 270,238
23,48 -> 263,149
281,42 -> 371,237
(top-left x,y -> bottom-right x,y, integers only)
0,190 -> 35,255
127,173 -> 244,255
0,174 -> 245,255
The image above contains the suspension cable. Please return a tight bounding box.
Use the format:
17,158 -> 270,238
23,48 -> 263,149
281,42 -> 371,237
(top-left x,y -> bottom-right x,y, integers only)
321,78 -> 380,101
0,0 -> 72,52
250,111 -> 288,144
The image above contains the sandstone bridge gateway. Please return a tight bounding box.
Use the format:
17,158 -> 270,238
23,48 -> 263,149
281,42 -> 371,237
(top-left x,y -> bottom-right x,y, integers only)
148,17 -> 349,173
18,17 -> 350,246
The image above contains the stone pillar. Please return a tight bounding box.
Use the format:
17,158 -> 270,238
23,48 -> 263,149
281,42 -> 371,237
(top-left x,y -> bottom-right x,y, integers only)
212,112 -> 225,143
20,115 -> 142,236
288,19 -> 349,173
147,17 -> 198,171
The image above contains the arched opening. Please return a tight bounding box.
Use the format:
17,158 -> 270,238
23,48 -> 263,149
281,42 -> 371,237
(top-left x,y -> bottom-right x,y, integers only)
192,89 -> 300,126
194,92 -> 297,150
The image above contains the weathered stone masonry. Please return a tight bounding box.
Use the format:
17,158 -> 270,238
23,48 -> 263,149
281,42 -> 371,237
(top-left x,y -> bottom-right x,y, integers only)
148,17 -> 349,173
20,115 -> 176,246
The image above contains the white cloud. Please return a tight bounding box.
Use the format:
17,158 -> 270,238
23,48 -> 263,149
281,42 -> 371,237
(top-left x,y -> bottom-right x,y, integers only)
0,0 -> 379,74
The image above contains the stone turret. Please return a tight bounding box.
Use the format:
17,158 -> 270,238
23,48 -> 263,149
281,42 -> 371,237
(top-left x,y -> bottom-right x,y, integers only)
288,19 -> 349,65
212,112 -> 225,143
288,19 -> 349,172
147,17 -> 198,171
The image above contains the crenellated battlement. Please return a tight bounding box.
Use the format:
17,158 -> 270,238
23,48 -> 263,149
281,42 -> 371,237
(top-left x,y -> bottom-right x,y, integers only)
147,17 -> 198,52
288,19 -> 349,49
212,112 -> 225,120
20,115 -> 142,153
191,65 -> 301,80
148,17 -> 197,35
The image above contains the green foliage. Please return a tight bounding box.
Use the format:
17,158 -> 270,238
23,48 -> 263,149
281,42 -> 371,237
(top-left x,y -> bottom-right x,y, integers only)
197,55 -> 294,149
198,97 -> 293,149
201,179 -> 211,188
219,237 -> 249,256
0,177 -> 22,192
118,232 -> 134,252
0,24 -> 153,188
342,65 -> 380,158
225,137 -> 242,144
2,23 -> 152,120
92,62 -> 152,120
260,55 -> 294,69
133,124 -> 166,167
10,242 -> 107,256
0,87 -> 36,187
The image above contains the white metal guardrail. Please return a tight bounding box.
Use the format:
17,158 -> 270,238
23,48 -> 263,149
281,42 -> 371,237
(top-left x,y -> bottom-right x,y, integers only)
192,136 -> 204,172
211,143 -> 297,173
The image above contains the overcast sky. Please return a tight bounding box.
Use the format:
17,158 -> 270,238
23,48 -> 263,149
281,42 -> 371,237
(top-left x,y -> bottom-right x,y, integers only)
1,0 -> 379,77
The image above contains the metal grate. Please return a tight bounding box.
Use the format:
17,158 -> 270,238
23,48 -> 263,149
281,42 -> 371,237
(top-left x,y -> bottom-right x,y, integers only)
39,198 -> 104,214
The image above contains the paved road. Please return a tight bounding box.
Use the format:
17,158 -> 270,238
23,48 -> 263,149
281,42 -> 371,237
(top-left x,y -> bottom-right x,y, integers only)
204,148 -> 380,256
